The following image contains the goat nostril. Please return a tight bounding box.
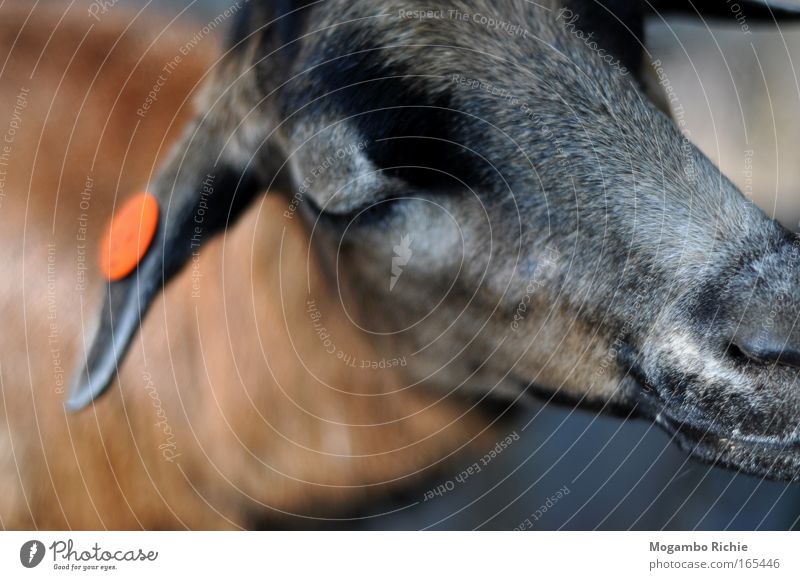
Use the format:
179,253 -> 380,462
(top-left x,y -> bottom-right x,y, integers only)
725,343 -> 752,365
731,336 -> 800,370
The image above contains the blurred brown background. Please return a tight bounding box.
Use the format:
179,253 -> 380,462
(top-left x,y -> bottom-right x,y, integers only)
649,19 -> 800,231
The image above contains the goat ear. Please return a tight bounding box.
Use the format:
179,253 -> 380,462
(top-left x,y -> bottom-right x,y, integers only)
653,0 -> 800,19
65,116 -> 285,411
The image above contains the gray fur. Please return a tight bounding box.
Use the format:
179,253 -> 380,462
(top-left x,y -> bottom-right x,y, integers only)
73,0 -> 800,480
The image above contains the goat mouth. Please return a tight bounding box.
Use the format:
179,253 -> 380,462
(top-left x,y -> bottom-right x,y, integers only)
658,414 -> 800,482
617,345 -> 800,481
634,385 -> 800,482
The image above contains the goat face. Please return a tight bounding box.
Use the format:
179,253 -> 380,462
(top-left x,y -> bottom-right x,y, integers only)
71,0 -> 800,481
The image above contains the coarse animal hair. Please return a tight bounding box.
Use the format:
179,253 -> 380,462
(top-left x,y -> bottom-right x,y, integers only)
3,0 -> 800,530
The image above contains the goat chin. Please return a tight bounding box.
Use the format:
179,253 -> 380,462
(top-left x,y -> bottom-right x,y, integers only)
0,4 -> 493,530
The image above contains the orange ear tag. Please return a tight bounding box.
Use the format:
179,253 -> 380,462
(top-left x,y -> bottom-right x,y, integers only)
99,192 -> 159,281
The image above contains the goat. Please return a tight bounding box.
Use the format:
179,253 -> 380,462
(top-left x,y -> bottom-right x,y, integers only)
0,2 -> 488,529
4,0 -> 800,529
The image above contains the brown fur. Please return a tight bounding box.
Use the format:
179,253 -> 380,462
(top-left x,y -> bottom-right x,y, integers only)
0,3 -> 492,529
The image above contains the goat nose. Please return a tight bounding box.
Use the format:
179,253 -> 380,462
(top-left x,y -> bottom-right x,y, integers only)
732,330 -> 800,369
